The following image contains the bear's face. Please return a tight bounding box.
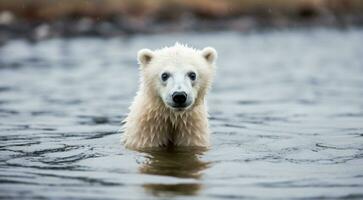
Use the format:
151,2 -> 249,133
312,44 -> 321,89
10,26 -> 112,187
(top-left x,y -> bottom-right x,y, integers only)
137,44 -> 217,111
157,64 -> 198,110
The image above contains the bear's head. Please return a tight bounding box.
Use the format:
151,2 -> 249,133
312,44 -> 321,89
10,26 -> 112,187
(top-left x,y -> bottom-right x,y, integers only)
137,43 -> 217,112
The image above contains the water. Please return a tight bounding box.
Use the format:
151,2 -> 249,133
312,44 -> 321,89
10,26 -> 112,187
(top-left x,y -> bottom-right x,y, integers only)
0,28 -> 363,199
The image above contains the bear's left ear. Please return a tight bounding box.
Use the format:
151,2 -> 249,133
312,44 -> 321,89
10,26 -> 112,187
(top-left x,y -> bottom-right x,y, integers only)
201,47 -> 217,64
137,49 -> 154,66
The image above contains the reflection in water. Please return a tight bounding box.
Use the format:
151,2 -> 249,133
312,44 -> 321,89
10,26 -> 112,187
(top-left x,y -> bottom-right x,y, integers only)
139,147 -> 210,196
143,183 -> 202,197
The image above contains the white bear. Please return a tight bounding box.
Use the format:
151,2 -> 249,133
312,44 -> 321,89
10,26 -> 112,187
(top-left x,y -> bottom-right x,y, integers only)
121,43 -> 217,150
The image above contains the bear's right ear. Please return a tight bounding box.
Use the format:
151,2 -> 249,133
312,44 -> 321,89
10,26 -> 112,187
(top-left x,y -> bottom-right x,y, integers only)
137,49 -> 154,66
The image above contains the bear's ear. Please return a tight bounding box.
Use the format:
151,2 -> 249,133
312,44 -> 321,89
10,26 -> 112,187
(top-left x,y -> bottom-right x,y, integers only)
201,47 -> 217,64
137,49 -> 154,66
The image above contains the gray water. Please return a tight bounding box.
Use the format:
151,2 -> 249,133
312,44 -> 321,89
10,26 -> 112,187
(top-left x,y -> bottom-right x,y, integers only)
0,28 -> 363,200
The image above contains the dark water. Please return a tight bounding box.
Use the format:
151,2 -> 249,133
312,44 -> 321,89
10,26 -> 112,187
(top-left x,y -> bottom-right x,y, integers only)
1,28 -> 363,199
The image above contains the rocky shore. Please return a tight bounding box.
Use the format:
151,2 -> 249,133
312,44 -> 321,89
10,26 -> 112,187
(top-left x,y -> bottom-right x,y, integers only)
0,0 -> 362,42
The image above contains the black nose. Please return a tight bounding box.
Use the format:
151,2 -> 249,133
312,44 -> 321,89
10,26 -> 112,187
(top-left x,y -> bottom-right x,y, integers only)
172,92 -> 187,104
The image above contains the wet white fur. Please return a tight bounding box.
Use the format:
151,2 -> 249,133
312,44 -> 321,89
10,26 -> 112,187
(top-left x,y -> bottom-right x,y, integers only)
121,43 -> 217,150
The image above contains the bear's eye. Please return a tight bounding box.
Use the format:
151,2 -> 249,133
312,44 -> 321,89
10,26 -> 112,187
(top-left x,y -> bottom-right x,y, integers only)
161,73 -> 170,81
188,72 -> 197,81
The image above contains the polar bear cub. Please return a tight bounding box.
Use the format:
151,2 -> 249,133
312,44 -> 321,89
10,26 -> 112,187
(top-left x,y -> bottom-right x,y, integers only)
122,43 -> 217,150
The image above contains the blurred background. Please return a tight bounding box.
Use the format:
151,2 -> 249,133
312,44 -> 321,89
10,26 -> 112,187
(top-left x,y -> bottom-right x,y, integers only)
1,1 -> 363,200
0,0 -> 363,40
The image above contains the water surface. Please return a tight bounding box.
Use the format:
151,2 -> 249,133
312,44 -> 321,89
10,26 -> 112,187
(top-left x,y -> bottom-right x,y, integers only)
0,28 -> 363,199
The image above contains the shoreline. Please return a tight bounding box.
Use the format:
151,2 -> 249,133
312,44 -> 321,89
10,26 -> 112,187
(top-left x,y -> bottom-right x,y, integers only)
1,15 -> 362,43
1,0 -> 363,42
